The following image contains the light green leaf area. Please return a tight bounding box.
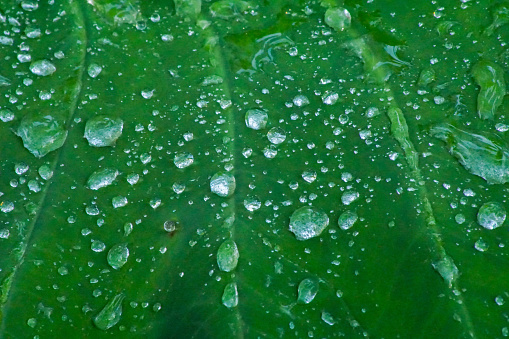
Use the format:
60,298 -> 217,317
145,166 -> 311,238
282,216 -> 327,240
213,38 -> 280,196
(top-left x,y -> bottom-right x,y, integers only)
0,0 -> 509,338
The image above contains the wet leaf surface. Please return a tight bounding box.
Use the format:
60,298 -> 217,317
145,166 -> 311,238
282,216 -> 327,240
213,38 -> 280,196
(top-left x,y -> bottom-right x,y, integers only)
1,0 -> 509,338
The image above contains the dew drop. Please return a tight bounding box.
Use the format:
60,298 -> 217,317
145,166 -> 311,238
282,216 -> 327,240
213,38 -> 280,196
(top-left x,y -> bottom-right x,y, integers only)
245,108 -> 268,130
38,165 -> 53,180
29,60 -> 56,76
321,311 -> 336,326
477,202 -> 506,229
432,255 -> 458,288
325,7 -> 351,32
87,63 -> 103,78
341,190 -> 359,205
222,282 -> 238,308
112,196 -> 128,208
474,238 -> 489,252
267,127 -> 286,144
297,278 -> 319,304
244,196 -> 261,211
84,116 -> 123,147
0,108 -> 14,122
289,206 -> 329,241
210,172 -> 236,197
338,210 -> 358,230
87,168 -> 119,190
217,239 -> 239,272
91,240 -> 106,252
174,152 -> 194,169
16,113 -> 67,158
107,243 -> 129,269
302,170 -> 317,183
93,293 -> 125,331
293,94 -> 310,107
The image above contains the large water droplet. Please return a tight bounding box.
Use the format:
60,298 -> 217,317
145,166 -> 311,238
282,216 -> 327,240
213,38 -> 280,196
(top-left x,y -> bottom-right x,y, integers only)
84,116 -> 123,147
88,63 -> 103,78
38,165 -> 53,180
341,190 -> 359,205
297,278 -> 319,304
87,168 -> 119,190
289,206 -> 329,241
29,60 -> 56,76
217,239 -> 239,272
174,152 -> 194,169
244,196 -> 261,211
338,210 -> 358,230
245,108 -> 268,130
325,7 -> 351,32
210,172 -> 236,197
477,201 -> 506,229
107,243 -> 129,269
293,94 -> 310,107
16,113 -> 67,158
222,282 -> 238,308
93,293 -> 125,330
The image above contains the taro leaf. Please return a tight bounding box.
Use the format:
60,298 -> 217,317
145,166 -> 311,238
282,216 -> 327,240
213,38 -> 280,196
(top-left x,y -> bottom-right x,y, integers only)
0,0 -> 509,338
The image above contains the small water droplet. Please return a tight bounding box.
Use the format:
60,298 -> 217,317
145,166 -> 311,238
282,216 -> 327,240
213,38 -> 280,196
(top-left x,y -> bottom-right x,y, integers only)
325,7 -> 351,31
302,170 -> 317,183
293,94 -> 310,107
112,196 -> 128,208
127,173 -> 139,185
163,220 -> 177,233
0,108 -> 14,122
27,318 -> 37,328
267,127 -> 286,144
338,210 -> 358,230
474,238 -> 489,252
244,196 -> 261,211
222,282 -> 238,308
84,116 -> 123,147
289,206 -> 329,241
93,293 -> 125,331
321,311 -> 336,325
341,190 -> 359,205
297,278 -> 319,304
38,165 -> 53,180
58,266 -> 68,276
245,108 -> 268,130
172,182 -> 186,194
432,255 -> 458,288
107,243 -> 129,269
91,240 -> 106,252
322,91 -> 339,105
217,239 -> 239,272
210,172 -> 236,197
88,63 -> 103,78
87,168 -> 119,190
174,152 -> 194,169
477,202 -> 506,229
29,60 -> 56,76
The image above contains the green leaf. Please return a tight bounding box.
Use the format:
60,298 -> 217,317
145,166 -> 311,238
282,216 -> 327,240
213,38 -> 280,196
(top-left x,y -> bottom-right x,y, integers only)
1,0 -> 509,337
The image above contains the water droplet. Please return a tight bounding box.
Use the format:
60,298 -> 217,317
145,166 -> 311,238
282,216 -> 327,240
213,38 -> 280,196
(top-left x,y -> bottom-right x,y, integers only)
150,198 -> 161,209
477,202 -> 506,230
338,210 -> 358,230
263,144 -> 278,158
112,196 -> 128,208
58,266 -> 68,276
15,162 -> 29,175
244,196 -> 261,211
432,255 -> 458,288
321,311 -> 336,325
91,240 -> 106,252
341,190 -> 359,205
27,318 -> 37,328
325,7 -> 351,31
267,127 -> 286,144
365,107 -> 380,118
93,293 -> 125,330
84,116 -> 123,147
124,223 -> 133,236
172,182 -> 186,194
322,91 -> 339,105
16,113 -> 67,158
38,165 -> 53,180
245,108 -> 268,130
29,60 -> 56,76
297,278 -> 319,304
107,243 -> 129,269
163,220 -> 177,233
222,282 -> 238,308
0,229 -> 10,239
293,94 -> 310,107
474,238 -> 489,252
127,173 -> 139,185
86,204 -> 100,216
210,172 -> 236,197
201,75 -> 223,86
87,168 -> 119,190
217,239 -> 239,272
174,152 -> 194,169
289,206 -> 329,241
455,213 -> 466,224
1,201 -> 14,213
302,170 -> 317,183
141,89 -> 155,99
0,108 -> 14,122
88,63 -> 103,78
